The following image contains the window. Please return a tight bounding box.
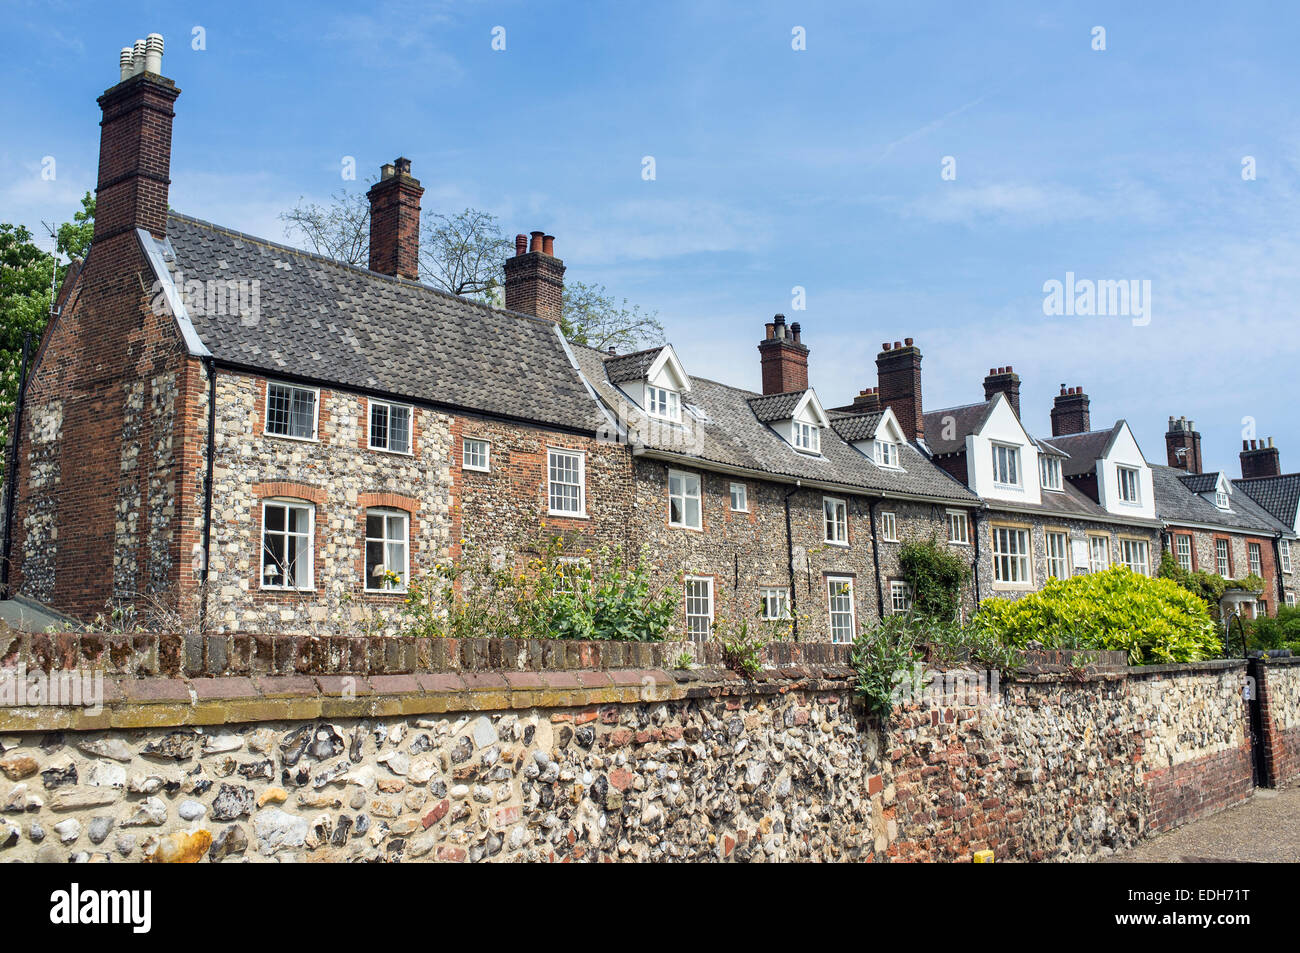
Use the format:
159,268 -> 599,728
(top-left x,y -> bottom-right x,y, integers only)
1046,531 -> 1070,579
880,510 -> 898,542
1249,543 -> 1262,578
684,577 -> 713,642
1039,456 -> 1062,491
265,383 -> 318,440
760,587 -> 790,620
547,449 -> 585,516
991,444 -> 1019,486
889,580 -> 913,615
646,385 -> 680,422
729,482 -> 748,512
1117,466 -> 1140,504
991,526 -> 1031,584
1214,489 -> 1229,510
364,510 -> 409,591
462,437 -> 490,472
1119,538 -> 1149,576
793,421 -> 820,454
1286,591 -> 1296,608
261,500 -> 314,590
669,470 -> 702,529
1176,534 -> 1193,571
1216,538 -> 1231,577
1282,539 -> 1293,574
827,576 -> 856,643
368,400 -> 411,453
876,440 -> 898,468
1089,535 -> 1110,573
947,511 -> 969,545
823,497 -> 848,545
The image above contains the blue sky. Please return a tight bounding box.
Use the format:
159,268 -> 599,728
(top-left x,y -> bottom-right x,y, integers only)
3,0 -> 1298,474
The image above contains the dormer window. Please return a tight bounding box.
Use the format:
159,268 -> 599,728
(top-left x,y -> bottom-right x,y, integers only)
876,440 -> 898,468
647,385 -> 680,422
1117,466 -> 1140,504
991,444 -> 1020,487
1214,489 -> 1229,510
793,420 -> 820,454
1039,456 -> 1062,491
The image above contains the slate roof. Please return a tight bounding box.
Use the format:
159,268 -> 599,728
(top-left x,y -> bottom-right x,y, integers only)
1234,473 -> 1300,529
1178,472 -> 1220,495
1151,465 -> 1293,535
829,411 -> 885,444
747,390 -> 808,423
155,213 -> 606,434
604,348 -> 661,383
572,346 -> 977,503
1043,427 -> 1118,477
920,402 -> 993,455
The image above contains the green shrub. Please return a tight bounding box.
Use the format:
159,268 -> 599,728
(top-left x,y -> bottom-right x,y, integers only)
1248,606 -> 1300,651
975,566 -> 1220,664
898,538 -> 972,621
1157,551 -> 1264,620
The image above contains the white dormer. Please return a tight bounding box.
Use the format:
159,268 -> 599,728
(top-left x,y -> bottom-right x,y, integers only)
780,391 -> 829,454
614,345 -> 690,423
1204,474 -> 1234,511
966,392 -> 1042,506
1094,422 -> 1156,519
843,407 -> 907,469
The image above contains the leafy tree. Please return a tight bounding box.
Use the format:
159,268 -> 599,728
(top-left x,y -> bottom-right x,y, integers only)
420,208 -> 513,302
559,280 -> 664,352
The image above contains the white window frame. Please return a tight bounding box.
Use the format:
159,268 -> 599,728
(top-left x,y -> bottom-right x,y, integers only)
368,399 -> 412,454
991,443 -> 1020,487
1248,542 -> 1262,578
793,421 -> 821,454
823,496 -> 848,546
1214,489 -> 1230,510
947,510 -> 969,545
1039,455 -> 1062,491
729,482 -> 748,513
991,526 -> 1031,586
547,448 -> 586,517
462,437 -> 490,472
1046,530 -> 1070,580
1286,591 -> 1296,608
1216,538 -> 1231,577
1119,538 -> 1149,576
1282,539 -> 1293,574
646,385 -> 681,422
876,440 -> 899,468
364,508 -> 410,592
668,469 -> 703,530
684,576 -> 714,642
1175,534 -> 1193,572
760,586 -> 790,621
880,510 -> 898,543
260,499 -> 315,591
827,576 -> 856,644
1117,465 -> 1141,504
265,382 -> 319,441
889,580 -> 913,615
1089,535 -> 1110,573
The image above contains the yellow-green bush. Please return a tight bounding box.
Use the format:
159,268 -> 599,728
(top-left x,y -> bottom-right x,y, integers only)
975,567 -> 1220,665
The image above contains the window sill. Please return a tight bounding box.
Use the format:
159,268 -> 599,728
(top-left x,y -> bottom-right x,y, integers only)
259,586 -> 316,593
369,444 -> 414,457
548,510 -> 588,520
671,522 -> 704,532
824,539 -> 850,548
463,465 -> 491,473
263,431 -> 319,444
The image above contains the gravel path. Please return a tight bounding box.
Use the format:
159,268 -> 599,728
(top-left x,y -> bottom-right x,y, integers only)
1106,785 -> 1300,863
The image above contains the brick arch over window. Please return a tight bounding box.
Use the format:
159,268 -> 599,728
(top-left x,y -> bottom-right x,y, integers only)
358,493 -> 422,597
253,482 -> 327,506
251,483 -> 326,595
358,492 -> 419,513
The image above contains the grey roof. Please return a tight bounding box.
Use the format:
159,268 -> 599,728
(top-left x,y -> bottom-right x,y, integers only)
1044,427 -> 1118,477
159,213 -> 605,434
921,401 -> 993,455
748,390 -> 809,423
604,348 -> 661,383
830,411 -> 885,444
1033,436 -> 1069,458
1178,472 -> 1220,495
989,481 -> 1123,523
572,346 -> 977,503
1234,473 -> 1300,529
1152,465 -> 1293,535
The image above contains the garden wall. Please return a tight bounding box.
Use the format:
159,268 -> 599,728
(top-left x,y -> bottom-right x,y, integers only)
0,632 -> 1290,863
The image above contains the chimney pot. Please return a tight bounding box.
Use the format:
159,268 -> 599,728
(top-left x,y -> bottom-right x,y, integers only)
514,234 -> 527,256
529,231 -> 544,253
1241,437 -> 1283,479
984,363 -> 1022,418
1051,385 -> 1091,437
132,38 -> 146,76
758,315 -> 809,395
504,228 -> 566,322
119,47 -> 134,81
542,235 -> 555,256
893,341 -> 902,349
881,342 -> 890,351
144,33 -> 163,74
904,337 -> 913,346
877,339 -> 924,439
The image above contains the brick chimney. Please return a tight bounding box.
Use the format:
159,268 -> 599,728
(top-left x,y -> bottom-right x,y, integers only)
366,158 -> 423,280
850,387 -> 881,412
1050,385 -> 1090,436
983,366 -> 1021,417
876,338 -> 923,440
93,34 -> 179,243
504,231 -> 565,323
758,314 -> 809,394
1165,416 -> 1203,474
1241,438 -> 1282,479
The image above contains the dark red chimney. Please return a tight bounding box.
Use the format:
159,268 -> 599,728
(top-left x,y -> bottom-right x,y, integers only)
1051,385 -> 1091,436
1165,416 -> 1203,474
367,158 -> 423,280
758,314 -> 809,394
504,230 -> 566,323
1241,438 -> 1282,479
983,366 -> 1021,418
93,35 -> 179,243
876,338 -> 924,440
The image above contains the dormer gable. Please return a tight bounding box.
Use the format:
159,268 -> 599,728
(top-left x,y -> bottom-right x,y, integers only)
749,389 -> 830,455
607,344 -> 690,423
834,407 -> 907,469
964,391 -> 1042,505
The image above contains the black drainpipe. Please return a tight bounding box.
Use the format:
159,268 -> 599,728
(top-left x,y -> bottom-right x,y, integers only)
783,482 -> 799,641
1,334 -> 32,598
868,498 -> 884,620
1272,533 -> 1287,615
971,507 -> 983,605
198,357 -> 217,634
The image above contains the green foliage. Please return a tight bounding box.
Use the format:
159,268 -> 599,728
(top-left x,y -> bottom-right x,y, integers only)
898,537 -> 971,621
976,566 -> 1220,665
398,535 -> 677,642
559,279 -> 665,353
672,650 -> 696,670
716,618 -> 767,678
1247,606 -> 1300,652
1157,550 -> 1264,620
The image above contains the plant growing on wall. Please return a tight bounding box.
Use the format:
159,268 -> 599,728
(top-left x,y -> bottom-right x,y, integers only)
898,538 -> 971,621
1157,551 -> 1265,621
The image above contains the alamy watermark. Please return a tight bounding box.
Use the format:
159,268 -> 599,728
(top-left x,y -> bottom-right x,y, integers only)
150,271 -> 261,326
1042,271 -> 1151,327
892,664 -> 1001,709
0,664 -> 104,715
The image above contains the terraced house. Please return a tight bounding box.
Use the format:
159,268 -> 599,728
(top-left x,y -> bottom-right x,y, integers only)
3,41 -> 1296,644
